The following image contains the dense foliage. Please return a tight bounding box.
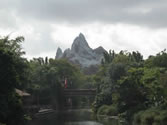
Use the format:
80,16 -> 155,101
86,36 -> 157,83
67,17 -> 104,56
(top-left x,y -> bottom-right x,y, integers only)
27,57 -> 85,109
0,36 -> 86,124
93,50 -> 167,125
1,34 -> 167,125
0,36 -> 28,125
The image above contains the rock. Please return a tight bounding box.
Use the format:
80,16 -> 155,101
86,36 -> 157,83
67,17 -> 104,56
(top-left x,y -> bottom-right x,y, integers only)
94,46 -> 107,62
55,33 -> 107,74
71,33 -> 90,53
94,46 -> 106,55
63,48 -> 71,58
56,47 -> 63,59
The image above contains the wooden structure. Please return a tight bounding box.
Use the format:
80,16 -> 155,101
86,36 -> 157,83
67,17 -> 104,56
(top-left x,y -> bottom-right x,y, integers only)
15,89 -> 31,97
63,89 -> 96,97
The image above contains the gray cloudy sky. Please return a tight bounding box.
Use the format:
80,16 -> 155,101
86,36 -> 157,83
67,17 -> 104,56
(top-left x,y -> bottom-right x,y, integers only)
0,0 -> 167,59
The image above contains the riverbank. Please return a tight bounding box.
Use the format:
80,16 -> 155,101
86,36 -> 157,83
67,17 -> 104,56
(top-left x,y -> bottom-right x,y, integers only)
33,108 -> 93,118
29,108 -> 126,125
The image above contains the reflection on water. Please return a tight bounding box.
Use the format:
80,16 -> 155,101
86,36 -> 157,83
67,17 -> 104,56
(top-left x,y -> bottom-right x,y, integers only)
65,121 -> 102,125
28,109 -> 125,125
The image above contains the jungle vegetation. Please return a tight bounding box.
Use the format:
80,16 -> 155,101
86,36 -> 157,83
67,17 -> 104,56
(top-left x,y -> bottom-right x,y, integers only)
0,35 -> 167,125
93,50 -> 167,125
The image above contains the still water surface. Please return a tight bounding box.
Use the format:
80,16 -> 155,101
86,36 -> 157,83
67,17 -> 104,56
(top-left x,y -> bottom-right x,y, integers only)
29,109 -> 125,125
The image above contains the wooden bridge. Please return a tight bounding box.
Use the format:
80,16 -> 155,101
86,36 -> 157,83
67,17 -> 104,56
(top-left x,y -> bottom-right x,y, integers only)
63,89 -> 96,97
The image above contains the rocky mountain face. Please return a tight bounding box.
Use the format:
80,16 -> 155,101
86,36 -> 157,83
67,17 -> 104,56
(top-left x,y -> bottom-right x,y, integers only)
56,33 -> 106,74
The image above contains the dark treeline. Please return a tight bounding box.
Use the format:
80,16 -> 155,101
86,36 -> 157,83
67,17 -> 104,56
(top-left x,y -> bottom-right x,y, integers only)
0,36 -> 91,125
0,36 -> 167,125
0,36 -> 28,125
93,50 -> 167,125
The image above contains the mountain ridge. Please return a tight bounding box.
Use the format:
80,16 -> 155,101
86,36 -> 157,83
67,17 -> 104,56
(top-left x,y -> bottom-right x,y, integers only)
56,33 -> 106,73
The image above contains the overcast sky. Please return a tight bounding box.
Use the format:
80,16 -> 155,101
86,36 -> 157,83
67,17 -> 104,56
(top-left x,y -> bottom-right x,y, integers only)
0,0 -> 167,59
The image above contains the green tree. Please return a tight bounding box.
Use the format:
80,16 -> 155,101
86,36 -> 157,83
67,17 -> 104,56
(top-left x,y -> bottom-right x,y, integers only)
0,46 -> 24,124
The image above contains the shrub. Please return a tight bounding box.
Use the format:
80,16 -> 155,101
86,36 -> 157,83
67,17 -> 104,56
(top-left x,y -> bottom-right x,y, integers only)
97,105 -> 109,115
97,105 -> 118,116
106,105 -> 118,116
133,108 -> 167,125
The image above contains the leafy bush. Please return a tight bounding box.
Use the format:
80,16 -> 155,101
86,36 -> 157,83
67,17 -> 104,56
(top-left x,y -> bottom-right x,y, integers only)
97,105 -> 118,116
106,105 -> 118,116
97,105 -> 109,115
133,108 -> 167,125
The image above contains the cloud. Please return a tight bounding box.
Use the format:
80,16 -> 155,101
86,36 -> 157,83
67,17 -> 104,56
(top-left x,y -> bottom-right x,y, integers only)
8,0 -> 166,28
1,0 -> 167,28
50,23 -> 167,58
6,21 -> 58,58
0,0 -> 167,59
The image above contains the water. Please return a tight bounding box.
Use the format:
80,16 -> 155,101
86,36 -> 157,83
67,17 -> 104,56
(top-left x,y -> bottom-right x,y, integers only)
28,109 -> 125,125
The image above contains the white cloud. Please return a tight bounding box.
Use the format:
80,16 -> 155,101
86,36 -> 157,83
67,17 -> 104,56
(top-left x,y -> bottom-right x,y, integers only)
48,23 -> 167,59
0,0 -> 167,60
